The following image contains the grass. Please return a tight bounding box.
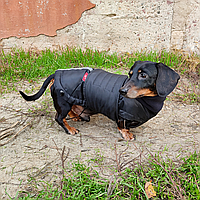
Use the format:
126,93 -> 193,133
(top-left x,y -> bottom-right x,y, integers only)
0,47 -> 199,102
0,48 -> 199,80
8,151 -> 200,199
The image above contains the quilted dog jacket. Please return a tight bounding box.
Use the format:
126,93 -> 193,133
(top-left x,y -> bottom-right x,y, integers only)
53,68 -> 166,128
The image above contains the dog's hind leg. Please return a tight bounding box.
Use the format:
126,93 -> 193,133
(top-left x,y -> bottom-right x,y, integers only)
50,82 -> 79,135
54,106 -> 79,135
52,94 -> 79,135
62,117 -> 79,135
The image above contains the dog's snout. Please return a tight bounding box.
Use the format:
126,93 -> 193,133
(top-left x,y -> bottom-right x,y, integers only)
119,88 -> 128,96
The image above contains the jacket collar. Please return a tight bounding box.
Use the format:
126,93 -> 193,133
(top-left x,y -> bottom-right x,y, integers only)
136,95 -> 166,113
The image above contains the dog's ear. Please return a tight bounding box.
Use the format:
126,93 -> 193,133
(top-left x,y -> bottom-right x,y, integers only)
129,61 -> 142,77
156,63 -> 180,97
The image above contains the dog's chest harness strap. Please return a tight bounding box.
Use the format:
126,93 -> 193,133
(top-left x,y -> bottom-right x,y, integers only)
54,68 -> 93,106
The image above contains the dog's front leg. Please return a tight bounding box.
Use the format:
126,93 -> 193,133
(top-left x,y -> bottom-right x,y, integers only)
117,120 -> 136,141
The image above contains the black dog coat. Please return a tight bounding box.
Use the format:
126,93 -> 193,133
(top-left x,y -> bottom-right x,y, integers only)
53,68 -> 166,128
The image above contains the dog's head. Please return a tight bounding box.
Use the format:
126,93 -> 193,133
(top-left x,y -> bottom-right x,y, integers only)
119,61 -> 180,98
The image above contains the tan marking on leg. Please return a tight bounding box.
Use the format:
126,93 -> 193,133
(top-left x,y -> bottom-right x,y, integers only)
117,127 -> 135,141
72,105 -> 84,115
68,110 -> 82,121
63,118 -> 79,135
49,78 -> 54,90
72,105 -> 91,120
136,88 -> 157,97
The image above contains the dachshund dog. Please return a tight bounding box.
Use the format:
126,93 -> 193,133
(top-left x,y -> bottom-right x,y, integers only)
20,61 -> 180,140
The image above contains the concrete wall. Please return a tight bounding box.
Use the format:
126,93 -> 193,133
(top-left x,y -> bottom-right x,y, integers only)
1,0 -> 200,54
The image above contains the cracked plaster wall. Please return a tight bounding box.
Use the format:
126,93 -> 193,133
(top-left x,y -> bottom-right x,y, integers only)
0,0 -> 200,54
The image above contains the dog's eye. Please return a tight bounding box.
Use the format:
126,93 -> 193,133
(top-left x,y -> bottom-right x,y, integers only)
129,71 -> 133,77
138,72 -> 148,80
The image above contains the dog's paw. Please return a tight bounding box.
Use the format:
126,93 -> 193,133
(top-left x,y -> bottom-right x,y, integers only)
71,117 -> 82,122
118,128 -> 136,141
68,126 -> 79,135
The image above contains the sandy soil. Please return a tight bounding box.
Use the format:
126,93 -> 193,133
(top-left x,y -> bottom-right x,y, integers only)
0,79 -> 199,199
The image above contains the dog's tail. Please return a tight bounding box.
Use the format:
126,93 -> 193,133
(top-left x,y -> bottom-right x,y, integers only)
19,74 -> 55,101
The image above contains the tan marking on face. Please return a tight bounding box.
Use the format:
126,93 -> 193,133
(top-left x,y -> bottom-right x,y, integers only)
126,86 -> 138,98
136,88 -> 157,97
126,86 -> 157,98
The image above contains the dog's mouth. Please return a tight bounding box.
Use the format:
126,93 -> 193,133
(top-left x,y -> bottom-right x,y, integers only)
119,87 -> 157,99
122,92 -> 142,99
136,94 -> 144,98
119,87 -> 139,99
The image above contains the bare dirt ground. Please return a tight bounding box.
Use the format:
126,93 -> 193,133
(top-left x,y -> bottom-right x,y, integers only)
0,77 -> 199,199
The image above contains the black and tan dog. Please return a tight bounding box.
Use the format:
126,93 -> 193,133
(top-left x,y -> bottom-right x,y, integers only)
20,61 -> 180,140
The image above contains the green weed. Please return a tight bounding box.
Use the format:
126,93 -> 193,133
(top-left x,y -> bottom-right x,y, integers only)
10,151 -> 200,200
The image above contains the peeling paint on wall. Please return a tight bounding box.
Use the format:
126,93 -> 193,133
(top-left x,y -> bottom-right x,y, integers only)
1,0 -> 200,54
0,0 -> 95,39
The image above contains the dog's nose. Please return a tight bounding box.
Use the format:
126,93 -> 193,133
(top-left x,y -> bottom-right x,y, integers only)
119,88 -> 128,96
